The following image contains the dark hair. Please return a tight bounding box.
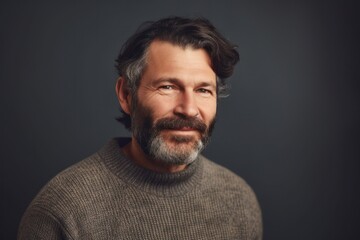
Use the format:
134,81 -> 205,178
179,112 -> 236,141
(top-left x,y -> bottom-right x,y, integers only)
115,16 -> 239,130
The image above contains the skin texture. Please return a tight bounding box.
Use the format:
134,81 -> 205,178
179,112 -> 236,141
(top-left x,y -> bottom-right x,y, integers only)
116,40 -> 217,173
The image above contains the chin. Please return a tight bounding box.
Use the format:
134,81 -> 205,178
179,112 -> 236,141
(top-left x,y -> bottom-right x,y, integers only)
165,133 -> 199,144
149,136 -> 204,165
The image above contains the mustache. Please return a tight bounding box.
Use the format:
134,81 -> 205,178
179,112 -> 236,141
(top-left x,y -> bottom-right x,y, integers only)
154,117 -> 207,134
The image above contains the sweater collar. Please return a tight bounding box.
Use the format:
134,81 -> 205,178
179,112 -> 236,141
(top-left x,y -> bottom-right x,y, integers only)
98,138 -> 204,196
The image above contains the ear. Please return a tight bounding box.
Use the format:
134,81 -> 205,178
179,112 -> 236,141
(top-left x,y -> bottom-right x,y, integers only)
115,77 -> 132,114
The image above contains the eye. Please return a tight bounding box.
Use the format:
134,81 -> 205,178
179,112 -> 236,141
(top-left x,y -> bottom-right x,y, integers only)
196,88 -> 213,95
159,85 -> 174,90
157,85 -> 178,94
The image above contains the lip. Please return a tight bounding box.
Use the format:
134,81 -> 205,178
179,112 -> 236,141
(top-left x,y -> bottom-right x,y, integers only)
162,128 -> 198,134
176,127 -> 197,131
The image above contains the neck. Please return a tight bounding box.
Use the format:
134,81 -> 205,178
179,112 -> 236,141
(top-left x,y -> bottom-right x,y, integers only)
122,137 -> 187,173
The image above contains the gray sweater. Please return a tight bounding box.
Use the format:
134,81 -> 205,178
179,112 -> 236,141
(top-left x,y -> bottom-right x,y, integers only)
18,138 -> 262,239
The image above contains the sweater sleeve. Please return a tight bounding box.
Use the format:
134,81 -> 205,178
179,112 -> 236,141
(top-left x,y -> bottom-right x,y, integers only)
244,182 -> 263,240
18,207 -> 71,240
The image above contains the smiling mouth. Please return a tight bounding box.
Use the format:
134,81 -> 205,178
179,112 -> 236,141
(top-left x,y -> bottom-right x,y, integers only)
162,128 -> 199,134
177,127 -> 197,131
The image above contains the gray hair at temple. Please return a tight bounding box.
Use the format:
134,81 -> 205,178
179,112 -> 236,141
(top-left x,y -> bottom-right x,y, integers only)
115,16 -> 240,130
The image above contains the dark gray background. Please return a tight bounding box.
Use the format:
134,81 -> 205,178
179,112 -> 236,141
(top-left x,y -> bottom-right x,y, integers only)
1,0 -> 359,239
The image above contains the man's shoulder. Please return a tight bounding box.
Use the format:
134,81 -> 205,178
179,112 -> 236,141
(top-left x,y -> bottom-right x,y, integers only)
18,145 -> 127,239
201,155 -> 250,187
26,152 -> 122,214
200,155 -> 259,203
42,152 -> 107,192
200,156 -> 262,228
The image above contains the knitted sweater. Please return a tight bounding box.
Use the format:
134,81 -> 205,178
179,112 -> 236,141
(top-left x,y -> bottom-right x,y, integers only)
18,138 -> 262,240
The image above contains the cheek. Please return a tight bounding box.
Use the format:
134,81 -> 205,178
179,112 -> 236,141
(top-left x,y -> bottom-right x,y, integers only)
140,97 -> 176,118
199,100 -> 217,122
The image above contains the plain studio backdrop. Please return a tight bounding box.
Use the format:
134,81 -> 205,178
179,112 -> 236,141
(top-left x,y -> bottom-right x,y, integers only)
1,0 -> 359,239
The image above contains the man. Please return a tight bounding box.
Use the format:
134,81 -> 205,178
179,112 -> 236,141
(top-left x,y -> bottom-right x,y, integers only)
18,17 -> 262,239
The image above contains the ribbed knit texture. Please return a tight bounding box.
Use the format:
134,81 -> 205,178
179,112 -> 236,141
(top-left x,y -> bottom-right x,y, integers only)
18,138 -> 262,240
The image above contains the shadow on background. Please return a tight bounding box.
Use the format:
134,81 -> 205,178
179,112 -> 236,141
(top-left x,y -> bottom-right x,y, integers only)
1,0 -> 359,239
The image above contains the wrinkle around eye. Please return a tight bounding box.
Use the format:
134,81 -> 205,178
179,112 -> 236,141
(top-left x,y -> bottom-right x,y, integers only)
159,85 -> 174,90
196,88 -> 215,97
157,85 -> 180,95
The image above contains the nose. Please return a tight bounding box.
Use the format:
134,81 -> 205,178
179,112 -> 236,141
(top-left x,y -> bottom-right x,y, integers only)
173,91 -> 199,118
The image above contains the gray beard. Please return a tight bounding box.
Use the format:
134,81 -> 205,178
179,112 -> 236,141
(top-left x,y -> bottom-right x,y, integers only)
148,134 -> 204,165
131,102 -> 214,167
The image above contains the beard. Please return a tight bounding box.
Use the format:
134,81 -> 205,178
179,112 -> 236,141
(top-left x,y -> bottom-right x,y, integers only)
131,105 -> 215,166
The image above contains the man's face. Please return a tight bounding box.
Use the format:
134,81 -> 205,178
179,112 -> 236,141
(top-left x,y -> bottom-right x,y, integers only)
131,40 -> 217,165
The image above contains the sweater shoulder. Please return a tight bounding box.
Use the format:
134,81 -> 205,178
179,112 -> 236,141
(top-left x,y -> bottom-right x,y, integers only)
26,153 -> 125,215
18,153 -> 125,239
200,156 -> 263,238
201,155 -> 251,190
200,155 -> 261,218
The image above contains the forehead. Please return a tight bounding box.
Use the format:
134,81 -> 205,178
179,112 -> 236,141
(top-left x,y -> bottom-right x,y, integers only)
143,40 -> 215,82
147,40 -> 211,63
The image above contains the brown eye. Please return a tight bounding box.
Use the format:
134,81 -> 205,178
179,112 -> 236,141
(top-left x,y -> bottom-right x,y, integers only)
159,85 -> 175,90
197,88 -> 213,95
